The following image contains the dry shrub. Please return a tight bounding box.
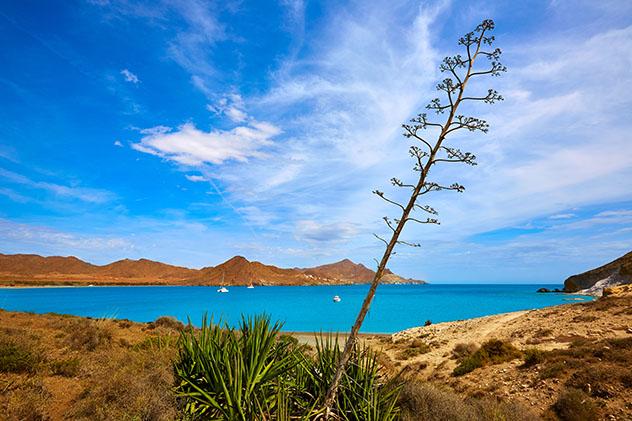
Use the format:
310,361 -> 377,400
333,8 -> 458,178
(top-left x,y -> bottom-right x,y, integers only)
533,328 -> 553,338
453,339 -> 520,376
452,342 -> 477,360
539,361 -> 567,379
399,381 -> 538,421
566,364 -> 621,398
521,348 -> 544,368
149,316 -> 184,331
553,388 -> 599,421
66,319 -> 112,351
395,339 -> 430,361
68,347 -> 177,421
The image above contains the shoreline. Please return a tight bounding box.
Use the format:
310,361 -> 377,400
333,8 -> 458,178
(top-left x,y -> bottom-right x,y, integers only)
0,281 -> 428,289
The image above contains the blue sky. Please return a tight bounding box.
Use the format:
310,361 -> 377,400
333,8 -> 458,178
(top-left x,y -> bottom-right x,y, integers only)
1,0 -> 631,283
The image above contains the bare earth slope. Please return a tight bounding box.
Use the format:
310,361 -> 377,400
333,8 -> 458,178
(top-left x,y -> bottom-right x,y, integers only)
564,250 -> 632,292
371,293 -> 632,419
0,253 -> 425,286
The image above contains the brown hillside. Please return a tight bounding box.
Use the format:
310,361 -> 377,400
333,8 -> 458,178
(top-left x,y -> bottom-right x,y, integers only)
0,253 -> 425,286
100,258 -> 197,280
0,253 -> 98,276
564,251 -> 632,292
303,259 -> 376,283
196,256 -> 307,285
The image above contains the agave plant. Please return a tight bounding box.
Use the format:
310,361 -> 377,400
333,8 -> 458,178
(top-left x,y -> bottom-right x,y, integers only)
173,315 -> 400,420
293,335 -> 401,421
173,314 -> 300,420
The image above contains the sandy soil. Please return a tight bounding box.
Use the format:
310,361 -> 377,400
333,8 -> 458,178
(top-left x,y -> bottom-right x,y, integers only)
366,294 -> 632,419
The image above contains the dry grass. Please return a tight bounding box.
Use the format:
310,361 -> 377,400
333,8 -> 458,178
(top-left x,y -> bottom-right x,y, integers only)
399,381 -> 539,421
65,318 -> 113,351
0,311 -> 179,420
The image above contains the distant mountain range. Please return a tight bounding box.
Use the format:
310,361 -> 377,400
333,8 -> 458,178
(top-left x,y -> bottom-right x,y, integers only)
0,253 -> 426,286
564,250 -> 632,293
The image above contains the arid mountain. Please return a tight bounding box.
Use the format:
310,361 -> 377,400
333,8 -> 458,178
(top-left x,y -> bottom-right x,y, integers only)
563,251 -> 632,293
0,253 -> 425,286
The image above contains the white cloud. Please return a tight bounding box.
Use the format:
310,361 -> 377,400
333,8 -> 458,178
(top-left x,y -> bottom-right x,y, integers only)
113,140 -> 123,147
185,174 -> 207,182
132,121 -> 280,166
120,68 -> 140,84
549,213 -> 575,220
294,220 -> 357,243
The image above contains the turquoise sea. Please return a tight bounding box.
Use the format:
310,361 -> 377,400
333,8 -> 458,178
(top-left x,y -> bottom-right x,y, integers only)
0,284 -> 591,334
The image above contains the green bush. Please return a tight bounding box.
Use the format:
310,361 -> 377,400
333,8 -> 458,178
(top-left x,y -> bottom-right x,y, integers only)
521,348 -> 544,368
0,337 -> 39,373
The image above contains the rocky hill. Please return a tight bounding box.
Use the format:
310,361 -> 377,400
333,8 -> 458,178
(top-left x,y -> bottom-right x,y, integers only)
0,253 -> 425,286
563,251 -> 632,293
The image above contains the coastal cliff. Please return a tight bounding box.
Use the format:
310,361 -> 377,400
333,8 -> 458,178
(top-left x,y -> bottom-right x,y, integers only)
563,251 -> 632,293
0,253 -> 425,286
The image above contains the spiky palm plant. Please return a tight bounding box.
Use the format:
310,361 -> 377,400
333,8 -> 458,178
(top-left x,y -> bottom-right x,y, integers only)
174,314 -> 300,420
174,316 -> 400,420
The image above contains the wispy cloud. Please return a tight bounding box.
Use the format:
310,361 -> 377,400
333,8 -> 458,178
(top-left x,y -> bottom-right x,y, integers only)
207,94 -> 248,123
0,167 -> 114,204
120,68 -> 140,83
0,219 -> 133,251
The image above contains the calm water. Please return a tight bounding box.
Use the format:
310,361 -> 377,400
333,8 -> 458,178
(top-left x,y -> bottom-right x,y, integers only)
0,284 -> 590,333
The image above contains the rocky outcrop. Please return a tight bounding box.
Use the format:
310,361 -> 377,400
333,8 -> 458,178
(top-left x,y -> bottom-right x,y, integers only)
0,253 -> 426,286
563,251 -> 632,293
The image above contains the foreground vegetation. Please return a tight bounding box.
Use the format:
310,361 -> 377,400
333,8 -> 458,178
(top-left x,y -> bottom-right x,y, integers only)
1,299 -> 631,420
0,310 -> 541,420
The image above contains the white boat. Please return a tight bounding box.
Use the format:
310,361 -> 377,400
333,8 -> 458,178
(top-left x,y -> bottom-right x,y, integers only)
217,286 -> 229,293
333,295 -> 341,303
247,284 -> 255,289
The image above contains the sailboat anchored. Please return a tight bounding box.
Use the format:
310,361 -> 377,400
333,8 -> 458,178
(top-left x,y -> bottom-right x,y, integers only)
217,270 -> 229,293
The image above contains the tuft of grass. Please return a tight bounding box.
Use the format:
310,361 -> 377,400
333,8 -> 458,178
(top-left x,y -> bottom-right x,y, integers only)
0,336 -> 40,373
453,339 -> 520,376
553,388 -> 599,421
50,358 -> 81,377
132,334 -> 179,351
